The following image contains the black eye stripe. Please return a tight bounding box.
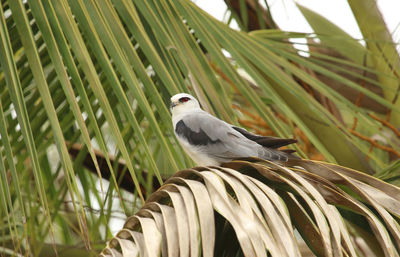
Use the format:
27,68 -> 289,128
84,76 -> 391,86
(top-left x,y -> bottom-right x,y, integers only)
179,97 -> 190,103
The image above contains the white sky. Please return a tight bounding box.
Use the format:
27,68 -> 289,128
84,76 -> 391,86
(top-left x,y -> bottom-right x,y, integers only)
194,0 -> 400,44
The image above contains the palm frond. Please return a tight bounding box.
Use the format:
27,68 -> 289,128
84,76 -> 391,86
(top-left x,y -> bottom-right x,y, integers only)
101,160 -> 400,257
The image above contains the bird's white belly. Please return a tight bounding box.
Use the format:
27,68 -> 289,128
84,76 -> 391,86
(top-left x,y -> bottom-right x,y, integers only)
178,138 -> 220,166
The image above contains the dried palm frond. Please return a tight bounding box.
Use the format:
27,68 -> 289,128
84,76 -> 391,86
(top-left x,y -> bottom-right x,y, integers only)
101,159 -> 400,257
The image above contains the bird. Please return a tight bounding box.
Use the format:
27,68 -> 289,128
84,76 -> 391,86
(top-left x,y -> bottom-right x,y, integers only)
170,93 -> 298,166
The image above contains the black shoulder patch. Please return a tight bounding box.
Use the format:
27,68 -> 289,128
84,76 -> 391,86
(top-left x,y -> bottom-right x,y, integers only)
175,120 -> 221,146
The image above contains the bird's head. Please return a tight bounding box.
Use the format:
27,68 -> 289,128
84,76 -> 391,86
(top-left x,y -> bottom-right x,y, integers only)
170,93 -> 200,116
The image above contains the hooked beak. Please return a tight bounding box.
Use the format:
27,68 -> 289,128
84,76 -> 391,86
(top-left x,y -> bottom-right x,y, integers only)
170,101 -> 177,108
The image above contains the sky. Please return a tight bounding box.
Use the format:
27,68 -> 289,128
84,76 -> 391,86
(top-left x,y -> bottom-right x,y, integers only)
194,0 -> 400,47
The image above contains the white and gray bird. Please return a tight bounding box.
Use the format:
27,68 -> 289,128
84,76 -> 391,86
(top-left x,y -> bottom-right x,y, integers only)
170,93 -> 298,166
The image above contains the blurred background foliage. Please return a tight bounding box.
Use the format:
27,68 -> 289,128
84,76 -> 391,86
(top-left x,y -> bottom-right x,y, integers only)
0,0 -> 399,256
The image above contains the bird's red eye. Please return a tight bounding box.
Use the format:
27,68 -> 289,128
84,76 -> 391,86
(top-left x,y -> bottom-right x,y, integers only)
179,97 -> 190,103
